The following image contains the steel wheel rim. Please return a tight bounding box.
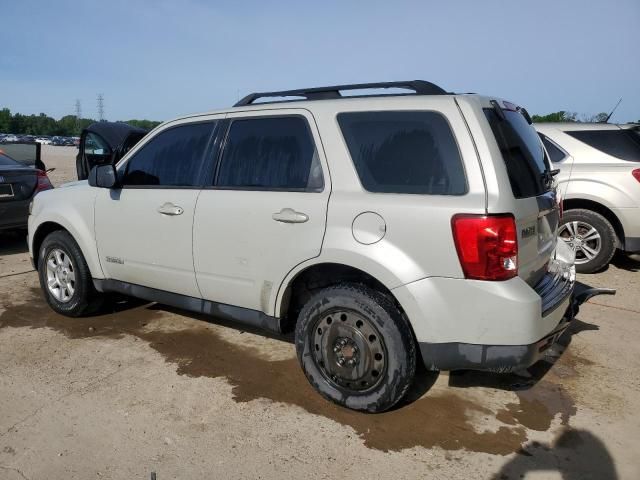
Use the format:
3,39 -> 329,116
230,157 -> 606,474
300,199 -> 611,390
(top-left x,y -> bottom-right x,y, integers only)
558,221 -> 602,265
312,309 -> 387,392
45,248 -> 76,303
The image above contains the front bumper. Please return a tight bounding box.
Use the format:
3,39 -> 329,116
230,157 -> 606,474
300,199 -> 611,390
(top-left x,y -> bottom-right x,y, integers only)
418,287 -> 615,373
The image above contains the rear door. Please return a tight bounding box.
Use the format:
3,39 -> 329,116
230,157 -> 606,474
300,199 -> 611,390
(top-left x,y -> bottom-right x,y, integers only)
483,103 -> 559,286
192,109 -> 330,313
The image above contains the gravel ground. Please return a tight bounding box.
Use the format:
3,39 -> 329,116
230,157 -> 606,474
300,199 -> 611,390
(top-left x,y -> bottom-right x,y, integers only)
0,145 -> 639,479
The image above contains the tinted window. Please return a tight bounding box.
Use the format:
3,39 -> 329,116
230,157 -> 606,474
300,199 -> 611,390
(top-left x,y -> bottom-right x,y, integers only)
0,152 -> 20,166
85,132 -> 111,155
485,108 -> 550,198
122,122 -> 214,187
538,133 -> 568,163
338,111 -> 466,195
565,129 -> 640,161
217,117 -> 322,190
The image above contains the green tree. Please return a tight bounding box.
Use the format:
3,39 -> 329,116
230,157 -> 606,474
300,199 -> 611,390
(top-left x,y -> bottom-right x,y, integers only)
0,108 -> 11,132
531,111 -> 577,123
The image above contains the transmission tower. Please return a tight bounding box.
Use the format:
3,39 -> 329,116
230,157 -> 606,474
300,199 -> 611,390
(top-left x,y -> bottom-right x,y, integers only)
75,99 -> 82,133
97,93 -> 104,121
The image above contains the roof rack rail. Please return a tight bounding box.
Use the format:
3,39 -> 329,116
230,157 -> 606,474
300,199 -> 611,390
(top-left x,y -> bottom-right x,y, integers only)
234,80 -> 448,107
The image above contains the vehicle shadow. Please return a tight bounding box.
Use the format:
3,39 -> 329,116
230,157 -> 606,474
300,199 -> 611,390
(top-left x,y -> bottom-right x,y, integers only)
610,251 -> 640,272
0,231 -> 29,256
491,429 -> 618,479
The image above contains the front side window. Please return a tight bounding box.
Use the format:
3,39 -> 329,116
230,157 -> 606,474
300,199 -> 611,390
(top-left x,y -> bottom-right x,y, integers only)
565,129 -> 640,162
338,111 -> 467,195
121,122 -> 215,187
538,133 -> 568,163
216,116 -> 323,191
85,132 -> 111,155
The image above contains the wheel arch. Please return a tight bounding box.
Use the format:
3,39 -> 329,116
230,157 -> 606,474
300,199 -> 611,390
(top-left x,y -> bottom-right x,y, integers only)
562,198 -> 625,248
31,219 -> 104,279
275,260 -> 408,333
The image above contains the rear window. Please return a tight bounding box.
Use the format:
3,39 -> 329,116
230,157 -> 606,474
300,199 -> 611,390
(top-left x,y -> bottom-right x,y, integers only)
565,129 -> 640,161
337,111 -> 466,195
485,108 -> 550,199
0,152 -> 20,166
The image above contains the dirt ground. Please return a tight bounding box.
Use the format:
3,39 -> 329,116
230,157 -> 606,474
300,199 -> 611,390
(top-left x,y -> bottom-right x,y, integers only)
1,145 -> 639,479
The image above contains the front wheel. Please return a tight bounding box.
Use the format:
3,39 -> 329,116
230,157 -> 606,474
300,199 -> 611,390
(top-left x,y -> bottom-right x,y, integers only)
295,284 -> 416,413
38,230 -> 104,316
558,209 -> 617,274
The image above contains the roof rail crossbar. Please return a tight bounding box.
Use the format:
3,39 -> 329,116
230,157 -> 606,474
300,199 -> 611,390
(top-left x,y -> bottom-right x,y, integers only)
234,80 -> 448,107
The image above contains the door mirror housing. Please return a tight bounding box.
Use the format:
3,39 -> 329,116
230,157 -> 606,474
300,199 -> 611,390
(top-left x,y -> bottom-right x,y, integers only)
89,164 -> 119,189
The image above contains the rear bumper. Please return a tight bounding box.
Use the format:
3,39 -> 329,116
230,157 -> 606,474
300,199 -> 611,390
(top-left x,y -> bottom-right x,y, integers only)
418,287 -> 615,373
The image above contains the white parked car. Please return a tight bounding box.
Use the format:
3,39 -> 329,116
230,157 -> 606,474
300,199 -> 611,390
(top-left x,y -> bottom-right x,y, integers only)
28,81 -> 612,412
35,137 -> 52,145
536,123 -> 640,272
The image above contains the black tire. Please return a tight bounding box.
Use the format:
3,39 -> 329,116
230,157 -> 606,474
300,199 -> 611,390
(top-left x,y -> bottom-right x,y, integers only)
559,209 -> 617,274
37,230 -> 104,316
295,283 -> 416,413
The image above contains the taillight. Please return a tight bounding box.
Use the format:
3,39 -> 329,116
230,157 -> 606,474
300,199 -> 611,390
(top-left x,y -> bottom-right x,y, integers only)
451,214 -> 518,281
35,170 -> 53,194
632,169 -> 640,183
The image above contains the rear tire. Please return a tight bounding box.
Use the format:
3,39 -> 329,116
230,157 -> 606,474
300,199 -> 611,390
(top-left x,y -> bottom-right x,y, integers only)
38,230 -> 104,316
558,209 -> 616,274
295,283 -> 416,413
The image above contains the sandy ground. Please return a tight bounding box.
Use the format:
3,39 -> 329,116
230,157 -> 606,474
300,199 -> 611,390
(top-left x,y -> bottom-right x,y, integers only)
0,145 -> 639,479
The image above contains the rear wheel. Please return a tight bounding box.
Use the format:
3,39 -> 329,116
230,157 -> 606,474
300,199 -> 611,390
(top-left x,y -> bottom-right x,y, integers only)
38,230 -> 104,316
558,209 -> 616,273
295,283 -> 416,412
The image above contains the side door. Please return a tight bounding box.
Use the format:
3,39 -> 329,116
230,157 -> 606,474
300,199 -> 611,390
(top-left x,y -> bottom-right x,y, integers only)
94,119 -> 220,297
193,110 -> 330,313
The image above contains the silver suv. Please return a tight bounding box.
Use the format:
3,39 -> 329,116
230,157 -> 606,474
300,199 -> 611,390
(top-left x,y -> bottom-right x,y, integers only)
28,81 -> 610,412
536,123 -> 640,273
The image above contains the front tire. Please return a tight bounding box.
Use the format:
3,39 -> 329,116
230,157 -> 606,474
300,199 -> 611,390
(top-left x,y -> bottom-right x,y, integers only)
558,209 -> 617,274
38,230 -> 104,316
295,283 -> 416,413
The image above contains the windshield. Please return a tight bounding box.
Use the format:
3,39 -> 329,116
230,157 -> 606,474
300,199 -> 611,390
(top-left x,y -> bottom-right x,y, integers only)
485,107 -> 551,199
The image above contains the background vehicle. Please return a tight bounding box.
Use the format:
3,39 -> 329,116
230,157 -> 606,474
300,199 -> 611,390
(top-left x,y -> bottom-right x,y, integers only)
30,81 -> 609,413
536,123 -> 640,273
0,149 -> 52,231
75,122 -> 148,180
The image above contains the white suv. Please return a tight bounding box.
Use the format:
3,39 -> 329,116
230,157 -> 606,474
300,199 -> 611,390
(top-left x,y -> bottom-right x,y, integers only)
28,81 -> 610,412
536,122 -> 640,273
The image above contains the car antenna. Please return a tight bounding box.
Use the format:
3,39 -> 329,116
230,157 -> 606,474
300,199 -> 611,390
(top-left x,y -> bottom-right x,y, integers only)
604,97 -> 622,123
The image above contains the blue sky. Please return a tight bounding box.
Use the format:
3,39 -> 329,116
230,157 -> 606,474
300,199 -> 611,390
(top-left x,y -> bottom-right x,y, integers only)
1,0 -> 639,122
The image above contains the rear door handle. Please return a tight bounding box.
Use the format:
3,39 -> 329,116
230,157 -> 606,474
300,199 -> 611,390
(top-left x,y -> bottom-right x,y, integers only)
157,202 -> 184,216
272,208 -> 309,224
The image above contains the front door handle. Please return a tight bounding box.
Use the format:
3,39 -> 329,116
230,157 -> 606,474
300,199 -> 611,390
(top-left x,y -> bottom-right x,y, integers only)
272,208 -> 309,224
157,202 -> 184,216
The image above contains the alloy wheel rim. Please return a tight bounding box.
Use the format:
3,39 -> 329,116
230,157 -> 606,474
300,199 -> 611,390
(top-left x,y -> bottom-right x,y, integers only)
312,309 -> 387,392
45,248 -> 76,303
558,221 -> 602,265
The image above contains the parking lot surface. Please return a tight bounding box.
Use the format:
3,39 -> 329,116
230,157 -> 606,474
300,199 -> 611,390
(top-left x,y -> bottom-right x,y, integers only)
1,146 -> 639,479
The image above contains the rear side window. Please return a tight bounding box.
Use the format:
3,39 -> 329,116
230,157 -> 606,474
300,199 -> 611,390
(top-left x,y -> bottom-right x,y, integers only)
216,116 -> 323,191
538,133 -> 568,163
485,108 -> 550,199
337,111 -> 466,195
122,122 -> 215,187
565,129 -> 640,161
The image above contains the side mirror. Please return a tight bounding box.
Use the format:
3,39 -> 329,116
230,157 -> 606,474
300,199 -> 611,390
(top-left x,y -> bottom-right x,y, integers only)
88,164 -> 119,189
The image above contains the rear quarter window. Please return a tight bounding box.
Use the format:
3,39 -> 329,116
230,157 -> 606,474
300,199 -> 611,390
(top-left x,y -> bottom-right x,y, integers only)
565,129 -> 640,161
337,111 -> 467,195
